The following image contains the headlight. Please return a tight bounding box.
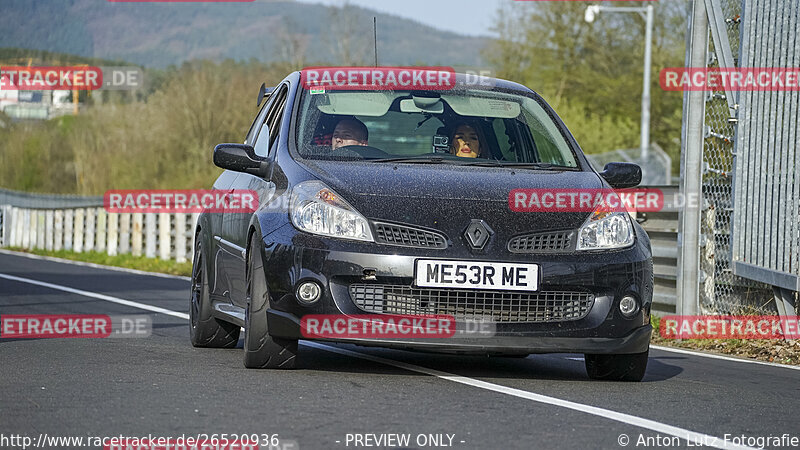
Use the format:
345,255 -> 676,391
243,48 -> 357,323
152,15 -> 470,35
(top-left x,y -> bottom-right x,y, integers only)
289,180 -> 374,242
576,210 -> 634,250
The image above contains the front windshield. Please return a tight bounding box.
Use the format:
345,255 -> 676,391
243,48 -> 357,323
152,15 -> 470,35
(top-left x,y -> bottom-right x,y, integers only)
295,86 -> 579,167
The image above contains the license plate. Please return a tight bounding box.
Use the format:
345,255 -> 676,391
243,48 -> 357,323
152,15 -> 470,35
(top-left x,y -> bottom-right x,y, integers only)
414,259 -> 539,291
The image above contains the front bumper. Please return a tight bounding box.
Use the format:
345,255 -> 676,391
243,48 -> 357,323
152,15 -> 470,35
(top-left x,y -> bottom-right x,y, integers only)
260,223 -> 653,355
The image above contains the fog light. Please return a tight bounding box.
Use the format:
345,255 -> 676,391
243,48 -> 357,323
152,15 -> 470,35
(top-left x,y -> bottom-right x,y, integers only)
297,281 -> 322,304
619,295 -> 639,317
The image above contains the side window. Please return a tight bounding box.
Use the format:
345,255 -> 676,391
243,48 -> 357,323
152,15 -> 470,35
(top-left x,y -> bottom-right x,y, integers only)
265,86 -> 288,150
244,101 -> 269,146
252,85 -> 288,158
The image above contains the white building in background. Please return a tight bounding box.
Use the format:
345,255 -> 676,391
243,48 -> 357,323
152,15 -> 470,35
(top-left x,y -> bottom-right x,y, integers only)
0,74 -> 75,120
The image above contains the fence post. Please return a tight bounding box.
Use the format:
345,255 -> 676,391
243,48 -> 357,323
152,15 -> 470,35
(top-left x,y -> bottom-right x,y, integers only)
73,208 -> 84,253
96,208 -> 107,252
36,211 -> 45,250
45,210 -> 54,251
107,213 -> 118,256
175,213 -> 187,263
676,0 -> 708,316
132,213 -> 143,256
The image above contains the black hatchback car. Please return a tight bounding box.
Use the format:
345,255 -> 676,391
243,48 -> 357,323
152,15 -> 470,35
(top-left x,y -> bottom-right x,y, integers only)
190,69 -> 653,381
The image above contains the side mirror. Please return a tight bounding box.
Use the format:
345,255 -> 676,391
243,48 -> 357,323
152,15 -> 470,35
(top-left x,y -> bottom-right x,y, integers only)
600,162 -> 642,189
213,143 -> 272,178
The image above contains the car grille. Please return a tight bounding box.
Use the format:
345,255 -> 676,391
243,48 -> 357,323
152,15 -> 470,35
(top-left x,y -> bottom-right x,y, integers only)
508,231 -> 574,253
372,222 -> 447,249
350,284 -> 594,323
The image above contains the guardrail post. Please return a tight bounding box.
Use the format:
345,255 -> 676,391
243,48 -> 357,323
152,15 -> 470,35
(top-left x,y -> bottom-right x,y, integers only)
189,213 -> 200,262
54,210 -> 64,251
158,213 -> 170,260
107,213 -> 118,256
175,213 -> 187,263
14,208 -> 24,248
73,208 -> 84,253
45,210 -> 54,251
96,208 -> 107,252
64,210 -> 74,251
119,213 -> 131,255
29,210 -> 37,249
22,209 -> 31,249
132,213 -> 143,256
145,214 -> 157,258
85,208 -> 96,252
36,210 -> 45,250
2,206 -> 13,247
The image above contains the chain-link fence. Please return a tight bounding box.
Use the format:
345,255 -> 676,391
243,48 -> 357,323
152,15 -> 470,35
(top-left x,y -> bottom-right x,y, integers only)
698,0 -> 775,314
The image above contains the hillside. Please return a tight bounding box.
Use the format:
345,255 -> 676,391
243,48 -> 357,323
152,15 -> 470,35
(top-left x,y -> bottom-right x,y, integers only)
0,0 -> 488,68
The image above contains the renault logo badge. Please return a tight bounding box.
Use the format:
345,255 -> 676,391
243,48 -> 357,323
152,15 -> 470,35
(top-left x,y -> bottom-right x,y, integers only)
464,220 -> 493,250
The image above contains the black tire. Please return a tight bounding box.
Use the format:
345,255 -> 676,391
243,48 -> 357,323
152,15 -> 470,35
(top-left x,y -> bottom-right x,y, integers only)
190,237 -> 240,348
243,236 -> 297,369
584,350 -> 649,382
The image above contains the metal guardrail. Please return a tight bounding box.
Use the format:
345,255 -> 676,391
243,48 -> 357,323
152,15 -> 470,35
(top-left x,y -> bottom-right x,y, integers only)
635,185 -> 679,315
0,187 -> 103,209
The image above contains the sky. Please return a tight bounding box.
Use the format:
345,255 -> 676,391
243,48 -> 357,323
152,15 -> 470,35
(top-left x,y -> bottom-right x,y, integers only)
294,0 -> 507,37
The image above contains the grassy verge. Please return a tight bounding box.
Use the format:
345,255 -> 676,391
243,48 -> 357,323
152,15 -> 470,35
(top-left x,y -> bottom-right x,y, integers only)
650,315 -> 800,366
5,247 -> 192,277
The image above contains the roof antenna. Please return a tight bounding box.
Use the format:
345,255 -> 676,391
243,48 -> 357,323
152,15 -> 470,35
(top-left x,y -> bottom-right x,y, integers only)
373,17 -> 379,67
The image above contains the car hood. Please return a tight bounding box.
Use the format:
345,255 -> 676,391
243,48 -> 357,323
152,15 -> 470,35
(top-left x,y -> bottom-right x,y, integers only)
299,160 -> 605,242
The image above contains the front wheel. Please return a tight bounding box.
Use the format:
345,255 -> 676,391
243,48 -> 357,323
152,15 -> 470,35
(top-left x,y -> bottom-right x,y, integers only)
584,350 -> 649,382
243,236 -> 297,369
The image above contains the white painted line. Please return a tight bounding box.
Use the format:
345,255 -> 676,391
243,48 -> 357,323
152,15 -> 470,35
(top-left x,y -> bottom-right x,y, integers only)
651,344 -> 800,371
302,342 -> 753,450
0,249 -> 191,281
0,272 -> 756,450
0,273 -> 189,320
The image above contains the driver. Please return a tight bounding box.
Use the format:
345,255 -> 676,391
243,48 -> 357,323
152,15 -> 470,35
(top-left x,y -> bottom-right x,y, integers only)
449,123 -> 483,158
331,117 -> 369,151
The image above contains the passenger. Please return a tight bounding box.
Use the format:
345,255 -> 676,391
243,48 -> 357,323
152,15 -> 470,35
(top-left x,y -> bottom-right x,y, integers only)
449,123 -> 483,158
331,117 -> 369,151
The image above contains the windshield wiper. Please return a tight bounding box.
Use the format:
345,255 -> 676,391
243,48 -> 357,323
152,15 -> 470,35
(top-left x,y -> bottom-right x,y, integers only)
369,155 -> 448,164
456,161 -> 569,170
